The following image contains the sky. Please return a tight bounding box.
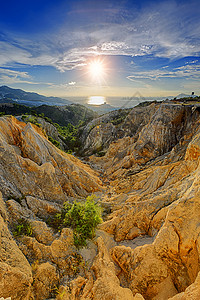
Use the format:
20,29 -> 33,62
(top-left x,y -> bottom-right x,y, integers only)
0,0 -> 200,103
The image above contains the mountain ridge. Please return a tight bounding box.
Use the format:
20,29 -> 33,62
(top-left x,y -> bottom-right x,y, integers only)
0,85 -> 72,106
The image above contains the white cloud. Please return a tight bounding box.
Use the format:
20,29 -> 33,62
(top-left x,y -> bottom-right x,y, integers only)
0,41 -> 32,66
54,49 -> 87,72
0,68 -> 31,78
0,68 -> 34,84
127,64 -> 200,82
101,42 -> 128,51
49,81 -> 78,89
0,68 -> 52,85
0,74 -> 38,85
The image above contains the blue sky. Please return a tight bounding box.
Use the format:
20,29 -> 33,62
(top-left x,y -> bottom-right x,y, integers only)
0,0 -> 200,101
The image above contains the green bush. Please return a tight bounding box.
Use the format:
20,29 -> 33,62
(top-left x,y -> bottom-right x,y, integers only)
22,115 -> 42,128
48,136 -> 61,148
55,123 -> 79,150
13,218 -> 33,237
47,195 -> 102,248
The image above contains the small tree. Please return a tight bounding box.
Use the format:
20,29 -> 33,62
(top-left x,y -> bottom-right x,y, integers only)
47,195 -> 102,248
64,195 -> 102,247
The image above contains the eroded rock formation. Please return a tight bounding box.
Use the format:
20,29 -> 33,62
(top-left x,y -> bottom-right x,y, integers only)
0,116 -> 102,200
1,102 -> 200,299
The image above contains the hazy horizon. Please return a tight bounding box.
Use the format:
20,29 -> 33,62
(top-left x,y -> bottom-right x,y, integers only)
1,84 -> 197,108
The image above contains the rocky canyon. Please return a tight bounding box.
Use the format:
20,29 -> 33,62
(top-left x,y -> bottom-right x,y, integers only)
1,101 -> 200,299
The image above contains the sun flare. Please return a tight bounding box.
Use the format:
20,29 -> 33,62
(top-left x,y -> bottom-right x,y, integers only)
89,60 -> 105,78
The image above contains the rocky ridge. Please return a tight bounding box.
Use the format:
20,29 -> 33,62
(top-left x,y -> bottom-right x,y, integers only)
79,107 -> 131,155
0,116 -> 102,200
0,102 -> 200,299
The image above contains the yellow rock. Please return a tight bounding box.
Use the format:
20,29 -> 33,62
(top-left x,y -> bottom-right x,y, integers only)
0,193 -> 32,300
82,237 -> 134,300
168,271 -> 200,300
32,262 -> 58,300
0,116 -> 103,201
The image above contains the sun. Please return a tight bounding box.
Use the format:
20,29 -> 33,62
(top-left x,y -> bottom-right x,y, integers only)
86,57 -> 108,85
89,59 -> 105,79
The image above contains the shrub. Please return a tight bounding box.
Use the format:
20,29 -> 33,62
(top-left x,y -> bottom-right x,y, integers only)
55,123 -> 79,150
13,218 -> 33,237
47,195 -> 102,248
22,115 -> 42,128
48,136 -> 61,148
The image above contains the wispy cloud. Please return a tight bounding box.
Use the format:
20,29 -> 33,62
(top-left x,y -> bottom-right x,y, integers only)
0,68 -> 52,85
0,68 -> 31,78
0,41 -> 31,66
49,81 -> 78,89
127,63 -> 200,82
0,67 -> 33,84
